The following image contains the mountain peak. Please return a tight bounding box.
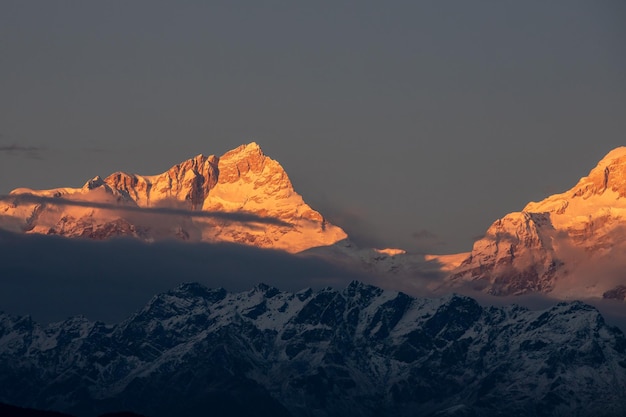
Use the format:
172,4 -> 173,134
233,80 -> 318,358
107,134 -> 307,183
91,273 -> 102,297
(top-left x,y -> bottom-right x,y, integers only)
83,176 -> 105,190
599,146 -> 626,163
570,146 -> 626,199
0,142 -> 347,252
450,147 -> 626,297
221,141 -> 264,160
213,142 -> 270,185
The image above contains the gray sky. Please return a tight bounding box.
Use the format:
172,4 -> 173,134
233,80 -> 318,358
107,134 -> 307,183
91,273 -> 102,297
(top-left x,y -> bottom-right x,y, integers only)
1,1 -> 625,253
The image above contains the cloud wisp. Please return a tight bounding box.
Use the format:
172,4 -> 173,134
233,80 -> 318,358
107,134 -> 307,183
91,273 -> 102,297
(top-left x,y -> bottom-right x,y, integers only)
0,228 -> 624,333
410,228 -> 448,253
1,193 -> 290,226
0,144 -> 43,159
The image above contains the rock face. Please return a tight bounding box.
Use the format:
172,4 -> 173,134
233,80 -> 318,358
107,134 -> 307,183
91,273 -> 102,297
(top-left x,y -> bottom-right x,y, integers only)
449,147 -> 626,297
0,281 -> 625,417
0,143 -> 346,253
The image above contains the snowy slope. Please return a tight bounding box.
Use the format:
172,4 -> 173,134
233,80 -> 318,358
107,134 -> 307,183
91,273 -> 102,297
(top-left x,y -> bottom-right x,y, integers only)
448,147 -> 626,299
0,143 -> 346,253
1,282 -> 625,417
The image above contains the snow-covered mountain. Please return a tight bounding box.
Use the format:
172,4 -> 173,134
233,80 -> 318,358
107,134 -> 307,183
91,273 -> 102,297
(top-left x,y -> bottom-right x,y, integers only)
3,142 -> 626,299
301,147 -> 626,300
1,281 -> 625,417
0,143 -> 346,253
447,147 -> 626,299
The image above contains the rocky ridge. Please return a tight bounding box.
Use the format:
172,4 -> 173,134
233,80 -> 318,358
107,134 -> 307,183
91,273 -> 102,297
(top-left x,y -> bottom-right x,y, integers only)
0,143 -> 346,253
0,281 -> 625,417
448,147 -> 626,298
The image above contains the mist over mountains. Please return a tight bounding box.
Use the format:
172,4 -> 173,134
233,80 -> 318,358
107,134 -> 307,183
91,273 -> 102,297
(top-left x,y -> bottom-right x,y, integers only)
3,143 -> 626,301
0,230 -> 370,324
1,143 -> 626,416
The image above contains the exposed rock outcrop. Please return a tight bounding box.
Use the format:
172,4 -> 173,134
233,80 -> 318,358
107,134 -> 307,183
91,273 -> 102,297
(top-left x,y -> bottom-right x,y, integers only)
449,147 -> 626,298
0,143 -> 347,253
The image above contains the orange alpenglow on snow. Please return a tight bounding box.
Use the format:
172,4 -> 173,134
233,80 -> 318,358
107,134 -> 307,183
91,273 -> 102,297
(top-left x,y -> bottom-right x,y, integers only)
0,142 -> 347,253
448,147 -> 626,299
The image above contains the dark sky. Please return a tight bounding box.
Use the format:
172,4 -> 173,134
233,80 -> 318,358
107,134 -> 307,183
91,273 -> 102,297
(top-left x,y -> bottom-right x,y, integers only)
1,1 -> 625,253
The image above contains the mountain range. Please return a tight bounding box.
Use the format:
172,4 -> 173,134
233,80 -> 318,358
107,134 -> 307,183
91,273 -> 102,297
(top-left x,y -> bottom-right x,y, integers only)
2,143 -> 626,301
2,143 -> 626,416
1,281 -> 625,417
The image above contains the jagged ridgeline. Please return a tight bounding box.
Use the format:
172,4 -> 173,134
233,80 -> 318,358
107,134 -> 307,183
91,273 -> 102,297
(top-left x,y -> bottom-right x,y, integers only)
1,282 -> 625,417
0,143 -> 346,253
4,145 -> 626,301
448,147 -> 626,299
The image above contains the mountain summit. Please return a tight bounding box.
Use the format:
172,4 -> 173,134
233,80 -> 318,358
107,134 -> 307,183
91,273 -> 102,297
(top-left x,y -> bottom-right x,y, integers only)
1,281 -> 625,417
0,143 -> 347,252
448,147 -> 626,298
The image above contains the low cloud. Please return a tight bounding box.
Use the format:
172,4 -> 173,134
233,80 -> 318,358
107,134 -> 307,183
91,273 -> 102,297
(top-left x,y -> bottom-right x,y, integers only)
1,229 -> 625,333
549,227 -> 626,295
410,228 -> 447,254
0,230 -> 372,324
314,205 -> 387,249
1,193 -> 290,226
